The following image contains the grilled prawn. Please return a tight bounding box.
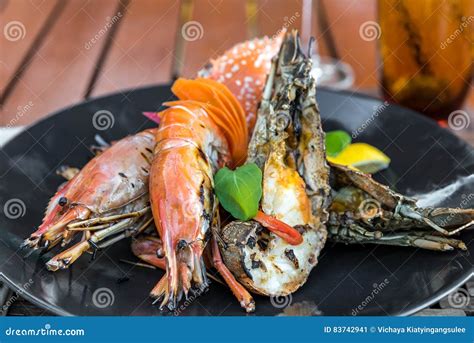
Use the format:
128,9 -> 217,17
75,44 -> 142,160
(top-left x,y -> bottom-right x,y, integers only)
24,129 -> 155,270
24,32 -> 284,312
145,33 -> 284,311
147,78 -> 252,308
24,29 -> 473,316
327,163 -> 474,251
218,31 -> 331,296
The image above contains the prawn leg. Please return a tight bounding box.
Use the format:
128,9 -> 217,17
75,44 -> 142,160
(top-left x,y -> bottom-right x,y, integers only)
47,213 -> 151,270
211,237 -> 255,313
328,224 -> 467,251
328,163 -> 473,250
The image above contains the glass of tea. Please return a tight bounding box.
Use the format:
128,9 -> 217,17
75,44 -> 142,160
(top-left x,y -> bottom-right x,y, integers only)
378,0 -> 473,121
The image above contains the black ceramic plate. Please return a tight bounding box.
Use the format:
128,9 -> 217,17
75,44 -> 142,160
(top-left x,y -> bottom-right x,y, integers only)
0,85 -> 473,316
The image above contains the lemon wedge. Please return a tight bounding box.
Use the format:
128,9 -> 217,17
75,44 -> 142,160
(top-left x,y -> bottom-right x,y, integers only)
327,143 -> 390,174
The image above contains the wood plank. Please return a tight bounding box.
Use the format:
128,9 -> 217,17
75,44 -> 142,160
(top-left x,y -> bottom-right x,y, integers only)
91,0 -> 180,97
466,278 -> 474,296
414,308 -> 466,316
1,0 -> 120,126
180,0 -> 248,78
439,289 -> 474,312
319,0 -> 378,90
0,0 -> 60,95
256,0 -> 377,90
5,296 -> 53,316
256,0 -> 302,38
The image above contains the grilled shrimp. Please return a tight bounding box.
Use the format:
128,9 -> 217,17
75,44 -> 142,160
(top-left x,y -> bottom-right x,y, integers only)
145,33 -> 285,311
148,78 -> 250,308
24,32 -> 285,312
23,130 -> 155,270
131,235 -> 166,270
327,163 -> 474,251
218,31 -> 331,296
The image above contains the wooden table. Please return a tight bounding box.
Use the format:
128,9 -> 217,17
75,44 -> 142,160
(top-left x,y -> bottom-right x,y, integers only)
1,0 -> 473,141
0,0 -> 473,316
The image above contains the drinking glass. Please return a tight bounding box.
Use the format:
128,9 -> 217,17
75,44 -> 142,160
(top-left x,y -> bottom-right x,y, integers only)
301,0 -> 354,89
379,0 -> 473,121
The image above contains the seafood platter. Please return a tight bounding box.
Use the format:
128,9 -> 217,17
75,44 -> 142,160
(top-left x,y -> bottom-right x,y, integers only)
0,31 -> 473,316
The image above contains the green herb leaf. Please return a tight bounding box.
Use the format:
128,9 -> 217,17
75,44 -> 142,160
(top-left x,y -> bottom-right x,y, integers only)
214,163 -> 262,221
325,130 -> 352,157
